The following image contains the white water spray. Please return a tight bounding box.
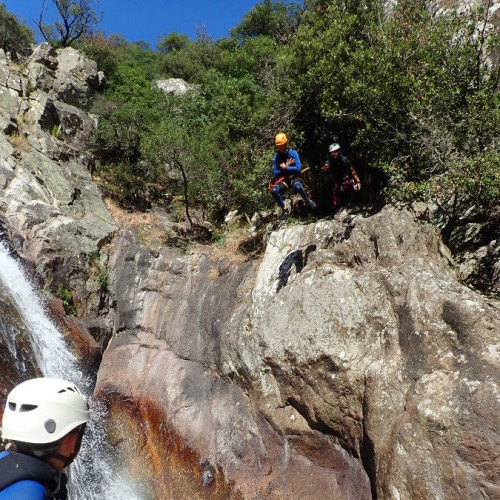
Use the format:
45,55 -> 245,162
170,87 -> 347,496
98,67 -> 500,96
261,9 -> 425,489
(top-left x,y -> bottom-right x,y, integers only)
0,242 -> 145,499
0,243 -> 77,378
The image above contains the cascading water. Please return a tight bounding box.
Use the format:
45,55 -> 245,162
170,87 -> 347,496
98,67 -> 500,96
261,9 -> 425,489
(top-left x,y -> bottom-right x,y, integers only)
0,241 -> 145,499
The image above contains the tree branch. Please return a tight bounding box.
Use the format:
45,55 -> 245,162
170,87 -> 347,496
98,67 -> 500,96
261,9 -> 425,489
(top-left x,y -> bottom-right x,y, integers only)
173,152 -> 193,229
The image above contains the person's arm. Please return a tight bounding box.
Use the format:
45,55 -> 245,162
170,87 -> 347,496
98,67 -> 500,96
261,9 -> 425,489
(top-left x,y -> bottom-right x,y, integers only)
285,150 -> 301,173
0,480 -> 47,499
273,154 -> 281,176
349,163 -> 361,189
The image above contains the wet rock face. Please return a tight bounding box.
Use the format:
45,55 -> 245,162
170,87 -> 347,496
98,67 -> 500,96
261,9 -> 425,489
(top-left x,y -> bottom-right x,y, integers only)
97,229 -> 371,499
0,45 -> 116,322
97,206 -> 499,499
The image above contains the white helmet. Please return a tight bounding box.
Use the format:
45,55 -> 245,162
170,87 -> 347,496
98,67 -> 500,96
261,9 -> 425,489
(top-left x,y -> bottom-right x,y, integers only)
328,142 -> 340,152
1,378 -> 90,444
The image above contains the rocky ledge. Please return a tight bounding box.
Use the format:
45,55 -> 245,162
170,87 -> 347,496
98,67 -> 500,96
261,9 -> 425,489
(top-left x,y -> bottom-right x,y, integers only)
96,206 -> 499,499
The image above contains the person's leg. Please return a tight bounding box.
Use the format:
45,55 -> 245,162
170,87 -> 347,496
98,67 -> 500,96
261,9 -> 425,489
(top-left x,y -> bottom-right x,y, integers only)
337,178 -> 354,207
271,183 -> 289,218
271,183 -> 286,208
333,182 -> 339,209
292,179 -> 316,209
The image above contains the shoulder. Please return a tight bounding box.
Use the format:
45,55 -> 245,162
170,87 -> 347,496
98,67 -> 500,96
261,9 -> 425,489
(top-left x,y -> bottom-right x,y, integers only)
288,149 -> 299,157
0,480 -> 46,499
0,451 -> 59,498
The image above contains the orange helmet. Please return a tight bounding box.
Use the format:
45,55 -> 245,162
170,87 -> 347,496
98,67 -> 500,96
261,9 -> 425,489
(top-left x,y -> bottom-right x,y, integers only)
274,133 -> 288,146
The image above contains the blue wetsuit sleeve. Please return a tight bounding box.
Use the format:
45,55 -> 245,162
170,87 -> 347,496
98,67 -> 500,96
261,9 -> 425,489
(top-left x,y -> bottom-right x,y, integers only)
273,154 -> 280,176
285,149 -> 301,174
0,480 -> 46,499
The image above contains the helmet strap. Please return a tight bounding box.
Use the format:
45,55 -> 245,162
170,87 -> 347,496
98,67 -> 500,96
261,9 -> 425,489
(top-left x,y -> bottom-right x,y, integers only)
47,424 -> 86,469
47,451 -> 74,469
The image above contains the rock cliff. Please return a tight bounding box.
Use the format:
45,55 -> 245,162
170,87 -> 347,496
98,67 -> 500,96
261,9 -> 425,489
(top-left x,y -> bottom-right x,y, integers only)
96,207 -> 499,499
0,44 -> 499,499
0,44 -> 116,340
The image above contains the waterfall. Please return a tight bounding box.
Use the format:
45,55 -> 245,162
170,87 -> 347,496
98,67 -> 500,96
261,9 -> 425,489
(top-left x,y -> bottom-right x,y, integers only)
0,244 -> 78,378
0,242 -> 145,499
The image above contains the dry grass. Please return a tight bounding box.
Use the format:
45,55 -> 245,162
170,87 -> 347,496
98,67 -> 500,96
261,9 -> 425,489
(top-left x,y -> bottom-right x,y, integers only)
104,198 -> 171,249
8,133 -> 31,152
206,227 -> 260,266
104,198 -> 264,265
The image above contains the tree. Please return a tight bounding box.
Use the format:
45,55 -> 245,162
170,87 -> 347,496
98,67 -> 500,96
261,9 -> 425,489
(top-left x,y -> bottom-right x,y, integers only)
0,3 -> 34,59
156,32 -> 189,54
231,0 -> 302,44
290,0 -> 499,209
77,32 -> 118,75
37,0 -> 101,47
140,97 -> 219,238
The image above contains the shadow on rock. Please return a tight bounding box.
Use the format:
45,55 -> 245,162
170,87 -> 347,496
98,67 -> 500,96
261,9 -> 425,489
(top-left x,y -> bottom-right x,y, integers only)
277,244 -> 317,292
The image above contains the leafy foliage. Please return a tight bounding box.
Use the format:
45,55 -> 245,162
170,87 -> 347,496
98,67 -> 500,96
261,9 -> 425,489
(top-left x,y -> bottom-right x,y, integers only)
74,0 -> 499,230
291,0 -> 499,210
156,32 -> 189,54
56,284 -> 76,315
77,33 -> 119,76
0,3 -> 34,59
230,0 -> 302,43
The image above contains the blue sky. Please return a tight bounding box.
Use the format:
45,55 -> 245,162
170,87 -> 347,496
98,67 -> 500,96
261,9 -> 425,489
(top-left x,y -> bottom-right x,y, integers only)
3,0 -> 290,49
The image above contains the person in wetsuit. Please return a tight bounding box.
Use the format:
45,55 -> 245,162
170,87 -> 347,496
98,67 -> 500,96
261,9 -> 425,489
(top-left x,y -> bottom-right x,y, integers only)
269,133 -> 317,219
0,378 -> 90,499
321,142 -> 361,209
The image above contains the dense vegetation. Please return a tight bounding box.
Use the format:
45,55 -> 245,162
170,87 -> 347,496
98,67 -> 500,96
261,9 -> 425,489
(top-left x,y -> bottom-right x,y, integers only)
8,1 -> 500,230
0,3 -> 34,59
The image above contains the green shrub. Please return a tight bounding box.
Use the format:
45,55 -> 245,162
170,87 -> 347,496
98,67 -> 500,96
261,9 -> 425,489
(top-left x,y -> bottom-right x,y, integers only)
85,1 -> 499,226
56,284 -> 77,316
51,125 -> 63,140
0,3 -> 34,59
290,0 -> 499,210
97,267 -> 109,293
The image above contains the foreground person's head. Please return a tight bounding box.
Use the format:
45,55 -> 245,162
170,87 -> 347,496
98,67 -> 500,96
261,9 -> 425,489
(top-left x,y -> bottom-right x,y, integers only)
2,378 -> 90,470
